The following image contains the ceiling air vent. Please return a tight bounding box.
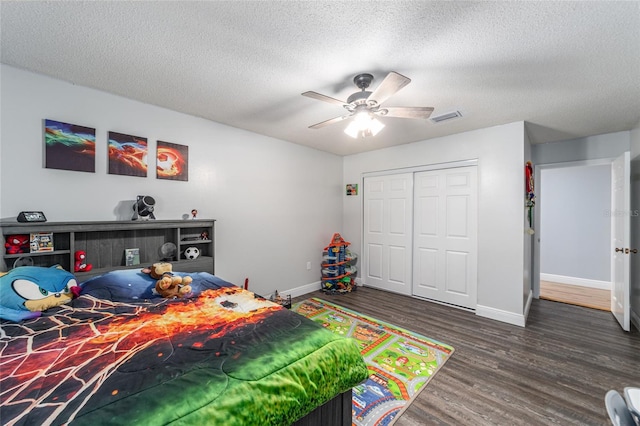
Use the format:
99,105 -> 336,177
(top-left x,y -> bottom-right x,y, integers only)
430,110 -> 463,124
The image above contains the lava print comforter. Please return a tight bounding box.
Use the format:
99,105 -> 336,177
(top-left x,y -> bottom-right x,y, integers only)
0,270 -> 368,426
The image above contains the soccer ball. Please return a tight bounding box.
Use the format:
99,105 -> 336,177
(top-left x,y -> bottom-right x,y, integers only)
184,246 -> 200,260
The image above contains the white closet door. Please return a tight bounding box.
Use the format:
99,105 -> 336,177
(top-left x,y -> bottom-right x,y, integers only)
363,173 -> 413,295
412,166 -> 478,309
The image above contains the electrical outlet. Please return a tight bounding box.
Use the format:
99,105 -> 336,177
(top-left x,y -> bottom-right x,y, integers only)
306,261 -> 311,270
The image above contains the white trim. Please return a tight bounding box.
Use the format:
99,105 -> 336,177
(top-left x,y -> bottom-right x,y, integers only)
540,273 -> 611,290
537,157 -> 616,169
523,290 -> 533,324
361,159 -> 478,178
631,309 -> 640,332
274,278 -> 363,300
271,281 -> 321,300
476,304 -> 526,327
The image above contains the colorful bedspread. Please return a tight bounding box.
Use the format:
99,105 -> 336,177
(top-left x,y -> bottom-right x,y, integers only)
0,271 -> 368,425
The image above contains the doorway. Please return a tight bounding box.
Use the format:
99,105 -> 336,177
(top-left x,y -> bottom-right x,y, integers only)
538,280 -> 610,310
536,160 -> 613,311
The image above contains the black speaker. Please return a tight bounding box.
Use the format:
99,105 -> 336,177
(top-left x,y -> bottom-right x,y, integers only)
132,196 -> 156,220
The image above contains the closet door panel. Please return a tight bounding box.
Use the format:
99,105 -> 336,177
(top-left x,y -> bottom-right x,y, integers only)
363,173 -> 413,295
367,243 -> 383,279
416,247 -> 438,289
445,250 -> 469,294
413,166 -> 477,309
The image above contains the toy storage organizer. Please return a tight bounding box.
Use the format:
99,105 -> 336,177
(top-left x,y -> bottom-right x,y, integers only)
321,233 -> 357,293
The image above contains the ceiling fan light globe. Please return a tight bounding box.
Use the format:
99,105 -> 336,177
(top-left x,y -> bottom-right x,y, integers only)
369,118 -> 385,136
353,110 -> 372,127
344,116 -> 385,138
344,121 -> 360,138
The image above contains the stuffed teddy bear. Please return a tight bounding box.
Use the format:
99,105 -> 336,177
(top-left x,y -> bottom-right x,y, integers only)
74,250 -> 93,272
142,262 -> 193,299
0,265 -> 80,322
5,235 -> 29,255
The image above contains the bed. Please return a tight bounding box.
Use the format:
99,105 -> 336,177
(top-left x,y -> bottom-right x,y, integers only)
0,269 -> 368,425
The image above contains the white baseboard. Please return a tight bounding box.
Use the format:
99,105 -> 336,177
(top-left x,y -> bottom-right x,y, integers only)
269,277 -> 362,300
269,281 -> 321,300
476,304 -> 526,327
540,273 -> 611,290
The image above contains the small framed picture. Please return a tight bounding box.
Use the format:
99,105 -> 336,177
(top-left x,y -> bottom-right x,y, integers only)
125,248 -> 140,266
346,184 -> 358,196
30,232 -> 54,253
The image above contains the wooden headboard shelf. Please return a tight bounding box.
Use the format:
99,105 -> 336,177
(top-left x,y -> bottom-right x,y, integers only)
1,219 -> 215,281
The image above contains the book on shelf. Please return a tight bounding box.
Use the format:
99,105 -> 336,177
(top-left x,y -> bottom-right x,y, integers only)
125,248 -> 140,266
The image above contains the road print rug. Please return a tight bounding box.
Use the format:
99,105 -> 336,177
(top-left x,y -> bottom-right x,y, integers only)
292,298 -> 454,426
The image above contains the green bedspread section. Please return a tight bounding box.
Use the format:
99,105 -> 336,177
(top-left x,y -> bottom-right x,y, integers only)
69,306 -> 368,426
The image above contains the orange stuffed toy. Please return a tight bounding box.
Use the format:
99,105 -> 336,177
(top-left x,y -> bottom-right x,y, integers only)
142,262 -> 192,299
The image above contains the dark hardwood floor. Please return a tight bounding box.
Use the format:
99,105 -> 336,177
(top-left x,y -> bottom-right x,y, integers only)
293,286 -> 640,426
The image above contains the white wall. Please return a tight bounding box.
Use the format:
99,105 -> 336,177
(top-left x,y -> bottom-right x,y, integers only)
540,165 -> 612,283
532,131 -> 630,164
344,121 -> 527,325
0,65 -> 343,297
632,123 -> 640,160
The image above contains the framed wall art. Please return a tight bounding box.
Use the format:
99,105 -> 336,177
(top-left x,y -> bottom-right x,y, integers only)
44,119 -> 96,172
156,140 -> 188,181
108,131 -> 148,177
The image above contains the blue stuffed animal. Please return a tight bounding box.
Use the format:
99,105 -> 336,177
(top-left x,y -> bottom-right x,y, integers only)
0,265 -> 79,322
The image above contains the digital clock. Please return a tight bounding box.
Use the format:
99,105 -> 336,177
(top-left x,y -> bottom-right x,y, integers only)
17,211 -> 47,223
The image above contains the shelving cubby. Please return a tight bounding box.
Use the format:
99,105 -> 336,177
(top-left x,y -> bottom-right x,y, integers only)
1,219 -> 215,282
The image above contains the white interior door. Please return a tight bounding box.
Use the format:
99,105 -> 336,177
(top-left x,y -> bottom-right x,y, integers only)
412,166 -> 478,309
611,152 -> 630,331
363,173 -> 413,295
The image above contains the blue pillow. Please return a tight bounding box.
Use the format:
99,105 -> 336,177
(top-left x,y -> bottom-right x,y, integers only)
80,269 -> 235,302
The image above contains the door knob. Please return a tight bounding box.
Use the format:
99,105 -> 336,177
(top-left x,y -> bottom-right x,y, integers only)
615,248 -> 624,253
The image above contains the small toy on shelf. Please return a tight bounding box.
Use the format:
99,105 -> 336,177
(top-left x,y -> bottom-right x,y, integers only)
4,234 -> 29,254
184,246 -> 200,260
74,250 -> 93,272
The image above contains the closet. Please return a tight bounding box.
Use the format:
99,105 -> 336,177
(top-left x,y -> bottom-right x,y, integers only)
363,163 -> 478,309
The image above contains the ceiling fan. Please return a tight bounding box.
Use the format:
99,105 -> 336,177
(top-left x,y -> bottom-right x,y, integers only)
302,71 -> 434,138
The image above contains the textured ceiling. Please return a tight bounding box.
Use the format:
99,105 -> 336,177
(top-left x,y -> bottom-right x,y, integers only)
1,1 -> 639,156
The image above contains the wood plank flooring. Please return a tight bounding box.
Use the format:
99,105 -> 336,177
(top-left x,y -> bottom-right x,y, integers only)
540,280 -> 610,311
293,287 -> 640,426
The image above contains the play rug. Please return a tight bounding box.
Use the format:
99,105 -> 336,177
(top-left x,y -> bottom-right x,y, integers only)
292,298 -> 454,426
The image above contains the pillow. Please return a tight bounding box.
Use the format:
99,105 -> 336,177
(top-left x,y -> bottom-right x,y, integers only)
0,265 -> 79,322
80,269 -> 235,302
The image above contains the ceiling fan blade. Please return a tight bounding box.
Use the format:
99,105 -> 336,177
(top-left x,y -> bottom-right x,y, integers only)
368,72 -> 411,106
379,106 -> 434,119
302,91 -> 347,106
309,115 -> 350,129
